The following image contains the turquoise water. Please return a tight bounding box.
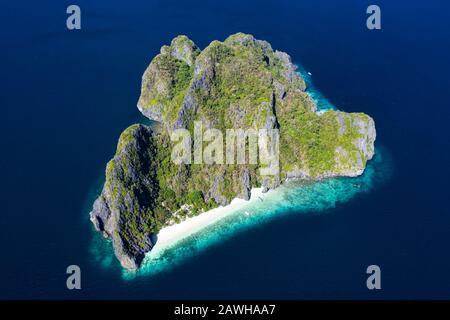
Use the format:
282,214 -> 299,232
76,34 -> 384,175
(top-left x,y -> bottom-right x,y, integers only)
106,146 -> 392,280
88,65 -> 392,281
296,65 -> 336,111
2,0 -> 448,299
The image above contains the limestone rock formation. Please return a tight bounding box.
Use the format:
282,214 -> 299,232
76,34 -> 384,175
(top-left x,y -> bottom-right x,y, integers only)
91,33 -> 376,270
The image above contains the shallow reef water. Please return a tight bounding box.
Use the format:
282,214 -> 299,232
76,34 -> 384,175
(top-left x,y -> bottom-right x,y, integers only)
87,64 -> 391,280
120,146 -> 392,279
296,65 -> 336,111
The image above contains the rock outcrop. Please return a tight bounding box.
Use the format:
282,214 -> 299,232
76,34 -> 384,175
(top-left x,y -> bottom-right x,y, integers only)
91,33 -> 376,270
90,124 -> 162,270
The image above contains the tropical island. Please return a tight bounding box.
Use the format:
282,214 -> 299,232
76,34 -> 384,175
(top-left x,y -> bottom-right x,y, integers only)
90,33 -> 376,271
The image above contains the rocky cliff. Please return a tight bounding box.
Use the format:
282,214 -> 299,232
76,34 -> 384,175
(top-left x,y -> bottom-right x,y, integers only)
91,33 -> 376,270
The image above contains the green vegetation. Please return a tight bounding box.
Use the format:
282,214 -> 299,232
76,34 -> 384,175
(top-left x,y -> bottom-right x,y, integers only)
95,33 -> 376,267
135,32 -> 375,219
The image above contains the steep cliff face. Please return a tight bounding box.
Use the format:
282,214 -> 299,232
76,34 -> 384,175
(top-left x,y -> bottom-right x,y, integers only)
91,33 -> 376,270
90,124 -> 168,270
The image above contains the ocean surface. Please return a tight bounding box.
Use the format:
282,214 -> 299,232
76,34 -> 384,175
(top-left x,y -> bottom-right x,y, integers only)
1,0 -> 450,299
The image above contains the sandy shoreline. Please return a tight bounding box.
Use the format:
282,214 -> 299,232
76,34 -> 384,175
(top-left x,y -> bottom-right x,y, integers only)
151,187 -> 267,253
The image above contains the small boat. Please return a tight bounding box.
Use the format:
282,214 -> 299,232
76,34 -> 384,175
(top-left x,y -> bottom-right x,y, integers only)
307,72 -> 312,76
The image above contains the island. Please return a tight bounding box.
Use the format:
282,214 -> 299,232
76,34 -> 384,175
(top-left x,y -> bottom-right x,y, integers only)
90,33 -> 376,271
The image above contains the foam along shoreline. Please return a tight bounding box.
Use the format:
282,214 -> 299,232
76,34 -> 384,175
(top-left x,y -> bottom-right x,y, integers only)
150,187 -> 267,255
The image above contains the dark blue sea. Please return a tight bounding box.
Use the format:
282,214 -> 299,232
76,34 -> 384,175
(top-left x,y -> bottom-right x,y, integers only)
1,0 -> 450,299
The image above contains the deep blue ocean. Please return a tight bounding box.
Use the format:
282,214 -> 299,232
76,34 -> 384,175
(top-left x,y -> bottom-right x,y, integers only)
1,0 -> 450,299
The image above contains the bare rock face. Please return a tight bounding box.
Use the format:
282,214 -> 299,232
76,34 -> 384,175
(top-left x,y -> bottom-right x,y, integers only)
90,124 -> 160,270
332,113 -> 376,178
169,35 -> 200,67
92,33 -> 377,270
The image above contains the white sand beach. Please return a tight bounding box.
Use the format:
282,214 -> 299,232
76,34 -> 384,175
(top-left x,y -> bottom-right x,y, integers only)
152,187 -> 267,252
